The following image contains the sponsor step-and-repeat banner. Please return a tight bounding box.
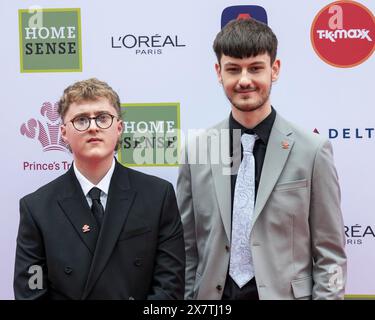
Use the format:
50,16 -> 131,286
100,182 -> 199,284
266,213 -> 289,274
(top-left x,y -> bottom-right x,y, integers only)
0,0 -> 374,299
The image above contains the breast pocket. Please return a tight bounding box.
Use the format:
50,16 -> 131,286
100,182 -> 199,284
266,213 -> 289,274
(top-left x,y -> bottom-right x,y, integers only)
118,226 -> 151,241
274,179 -> 308,192
268,178 -> 310,222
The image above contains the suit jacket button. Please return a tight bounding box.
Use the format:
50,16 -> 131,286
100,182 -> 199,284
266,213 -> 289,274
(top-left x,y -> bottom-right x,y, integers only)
225,245 -> 230,252
216,285 -> 222,291
134,258 -> 142,267
64,267 -> 72,275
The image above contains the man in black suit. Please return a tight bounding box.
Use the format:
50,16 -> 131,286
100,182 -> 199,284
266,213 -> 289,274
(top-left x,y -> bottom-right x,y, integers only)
14,78 -> 185,300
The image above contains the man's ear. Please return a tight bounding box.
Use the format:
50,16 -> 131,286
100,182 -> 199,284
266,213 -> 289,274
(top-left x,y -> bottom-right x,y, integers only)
117,117 -> 124,137
215,63 -> 222,83
271,59 -> 281,82
60,124 -> 68,144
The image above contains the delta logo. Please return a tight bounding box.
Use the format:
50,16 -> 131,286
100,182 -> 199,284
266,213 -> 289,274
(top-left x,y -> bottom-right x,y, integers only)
221,5 -> 268,28
20,102 -> 68,152
314,127 -> 375,139
19,8 -> 82,72
118,103 -> 180,166
311,1 -> 375,68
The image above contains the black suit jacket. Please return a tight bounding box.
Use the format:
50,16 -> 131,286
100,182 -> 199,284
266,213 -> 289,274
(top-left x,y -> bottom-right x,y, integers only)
14,160 -> 185,300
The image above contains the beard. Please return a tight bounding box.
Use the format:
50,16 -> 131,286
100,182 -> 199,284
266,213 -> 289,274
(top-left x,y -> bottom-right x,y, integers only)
228,83 -> 272,113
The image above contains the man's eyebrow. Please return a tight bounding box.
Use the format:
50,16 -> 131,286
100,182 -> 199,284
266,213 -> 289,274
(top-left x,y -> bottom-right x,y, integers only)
223,61 -> 266,67
250,61 -> 266,66
71,112 -> 90,118
223,62 -> 240,67
71,111 -> 110,118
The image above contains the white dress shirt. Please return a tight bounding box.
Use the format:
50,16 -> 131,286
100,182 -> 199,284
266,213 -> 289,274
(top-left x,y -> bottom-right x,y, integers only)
73,158 -> 115,210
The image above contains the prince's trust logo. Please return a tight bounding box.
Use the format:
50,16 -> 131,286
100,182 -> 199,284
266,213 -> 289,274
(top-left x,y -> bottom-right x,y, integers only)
20,102 -> 68,152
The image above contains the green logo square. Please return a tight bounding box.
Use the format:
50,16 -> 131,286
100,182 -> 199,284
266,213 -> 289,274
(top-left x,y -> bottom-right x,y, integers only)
118,103 -> 180,166
19,8 -> 82,72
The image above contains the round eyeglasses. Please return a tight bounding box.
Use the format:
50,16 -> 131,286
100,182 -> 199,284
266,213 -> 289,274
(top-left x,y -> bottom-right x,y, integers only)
69,113 -> 118,131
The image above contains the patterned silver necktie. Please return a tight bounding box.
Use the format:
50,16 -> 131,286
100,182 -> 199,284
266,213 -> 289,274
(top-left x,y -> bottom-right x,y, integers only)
229,133 -> 258,288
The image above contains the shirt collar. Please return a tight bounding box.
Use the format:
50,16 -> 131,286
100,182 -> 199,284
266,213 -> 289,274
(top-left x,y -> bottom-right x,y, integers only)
73,158 -> 116,197
229,106 -> 276,145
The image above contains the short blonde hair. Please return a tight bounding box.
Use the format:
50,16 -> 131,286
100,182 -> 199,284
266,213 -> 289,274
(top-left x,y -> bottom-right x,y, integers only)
58,78 -> 121,121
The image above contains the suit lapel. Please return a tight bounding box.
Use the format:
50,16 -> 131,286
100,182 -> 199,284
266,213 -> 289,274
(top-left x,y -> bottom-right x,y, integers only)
253,114 -> 294,226
57,167 -> 99,255
210,119 -> 232,241
82,161 -> 136,299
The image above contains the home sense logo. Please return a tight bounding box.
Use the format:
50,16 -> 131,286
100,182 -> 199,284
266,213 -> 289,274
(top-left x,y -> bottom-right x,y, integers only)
19,8 -> 82,72
311,1 -> 375,68
221,5 -> 268,28
118,103 -> 180,166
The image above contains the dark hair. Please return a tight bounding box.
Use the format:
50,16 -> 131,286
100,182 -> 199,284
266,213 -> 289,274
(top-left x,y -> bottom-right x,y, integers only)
213,18 -> 278,64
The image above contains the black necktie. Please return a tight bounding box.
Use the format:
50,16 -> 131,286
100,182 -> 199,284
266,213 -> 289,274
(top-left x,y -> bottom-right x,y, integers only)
88,187 -> 104,228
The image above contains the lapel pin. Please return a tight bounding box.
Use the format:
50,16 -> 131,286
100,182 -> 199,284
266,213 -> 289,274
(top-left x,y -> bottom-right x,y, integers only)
82,224 -> 91,233
281,141 -> 289,149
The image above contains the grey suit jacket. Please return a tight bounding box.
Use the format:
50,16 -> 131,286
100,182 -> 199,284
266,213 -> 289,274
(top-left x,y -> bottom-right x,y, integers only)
177,113 -> 347,300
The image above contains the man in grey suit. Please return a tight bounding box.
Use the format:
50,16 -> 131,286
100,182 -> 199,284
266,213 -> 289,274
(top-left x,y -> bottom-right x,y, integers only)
177,18 -> 346,300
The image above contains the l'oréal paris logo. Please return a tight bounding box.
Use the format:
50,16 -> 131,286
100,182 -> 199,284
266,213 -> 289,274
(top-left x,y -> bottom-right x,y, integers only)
111,33 -> 186,55
345,224 -> 375,245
